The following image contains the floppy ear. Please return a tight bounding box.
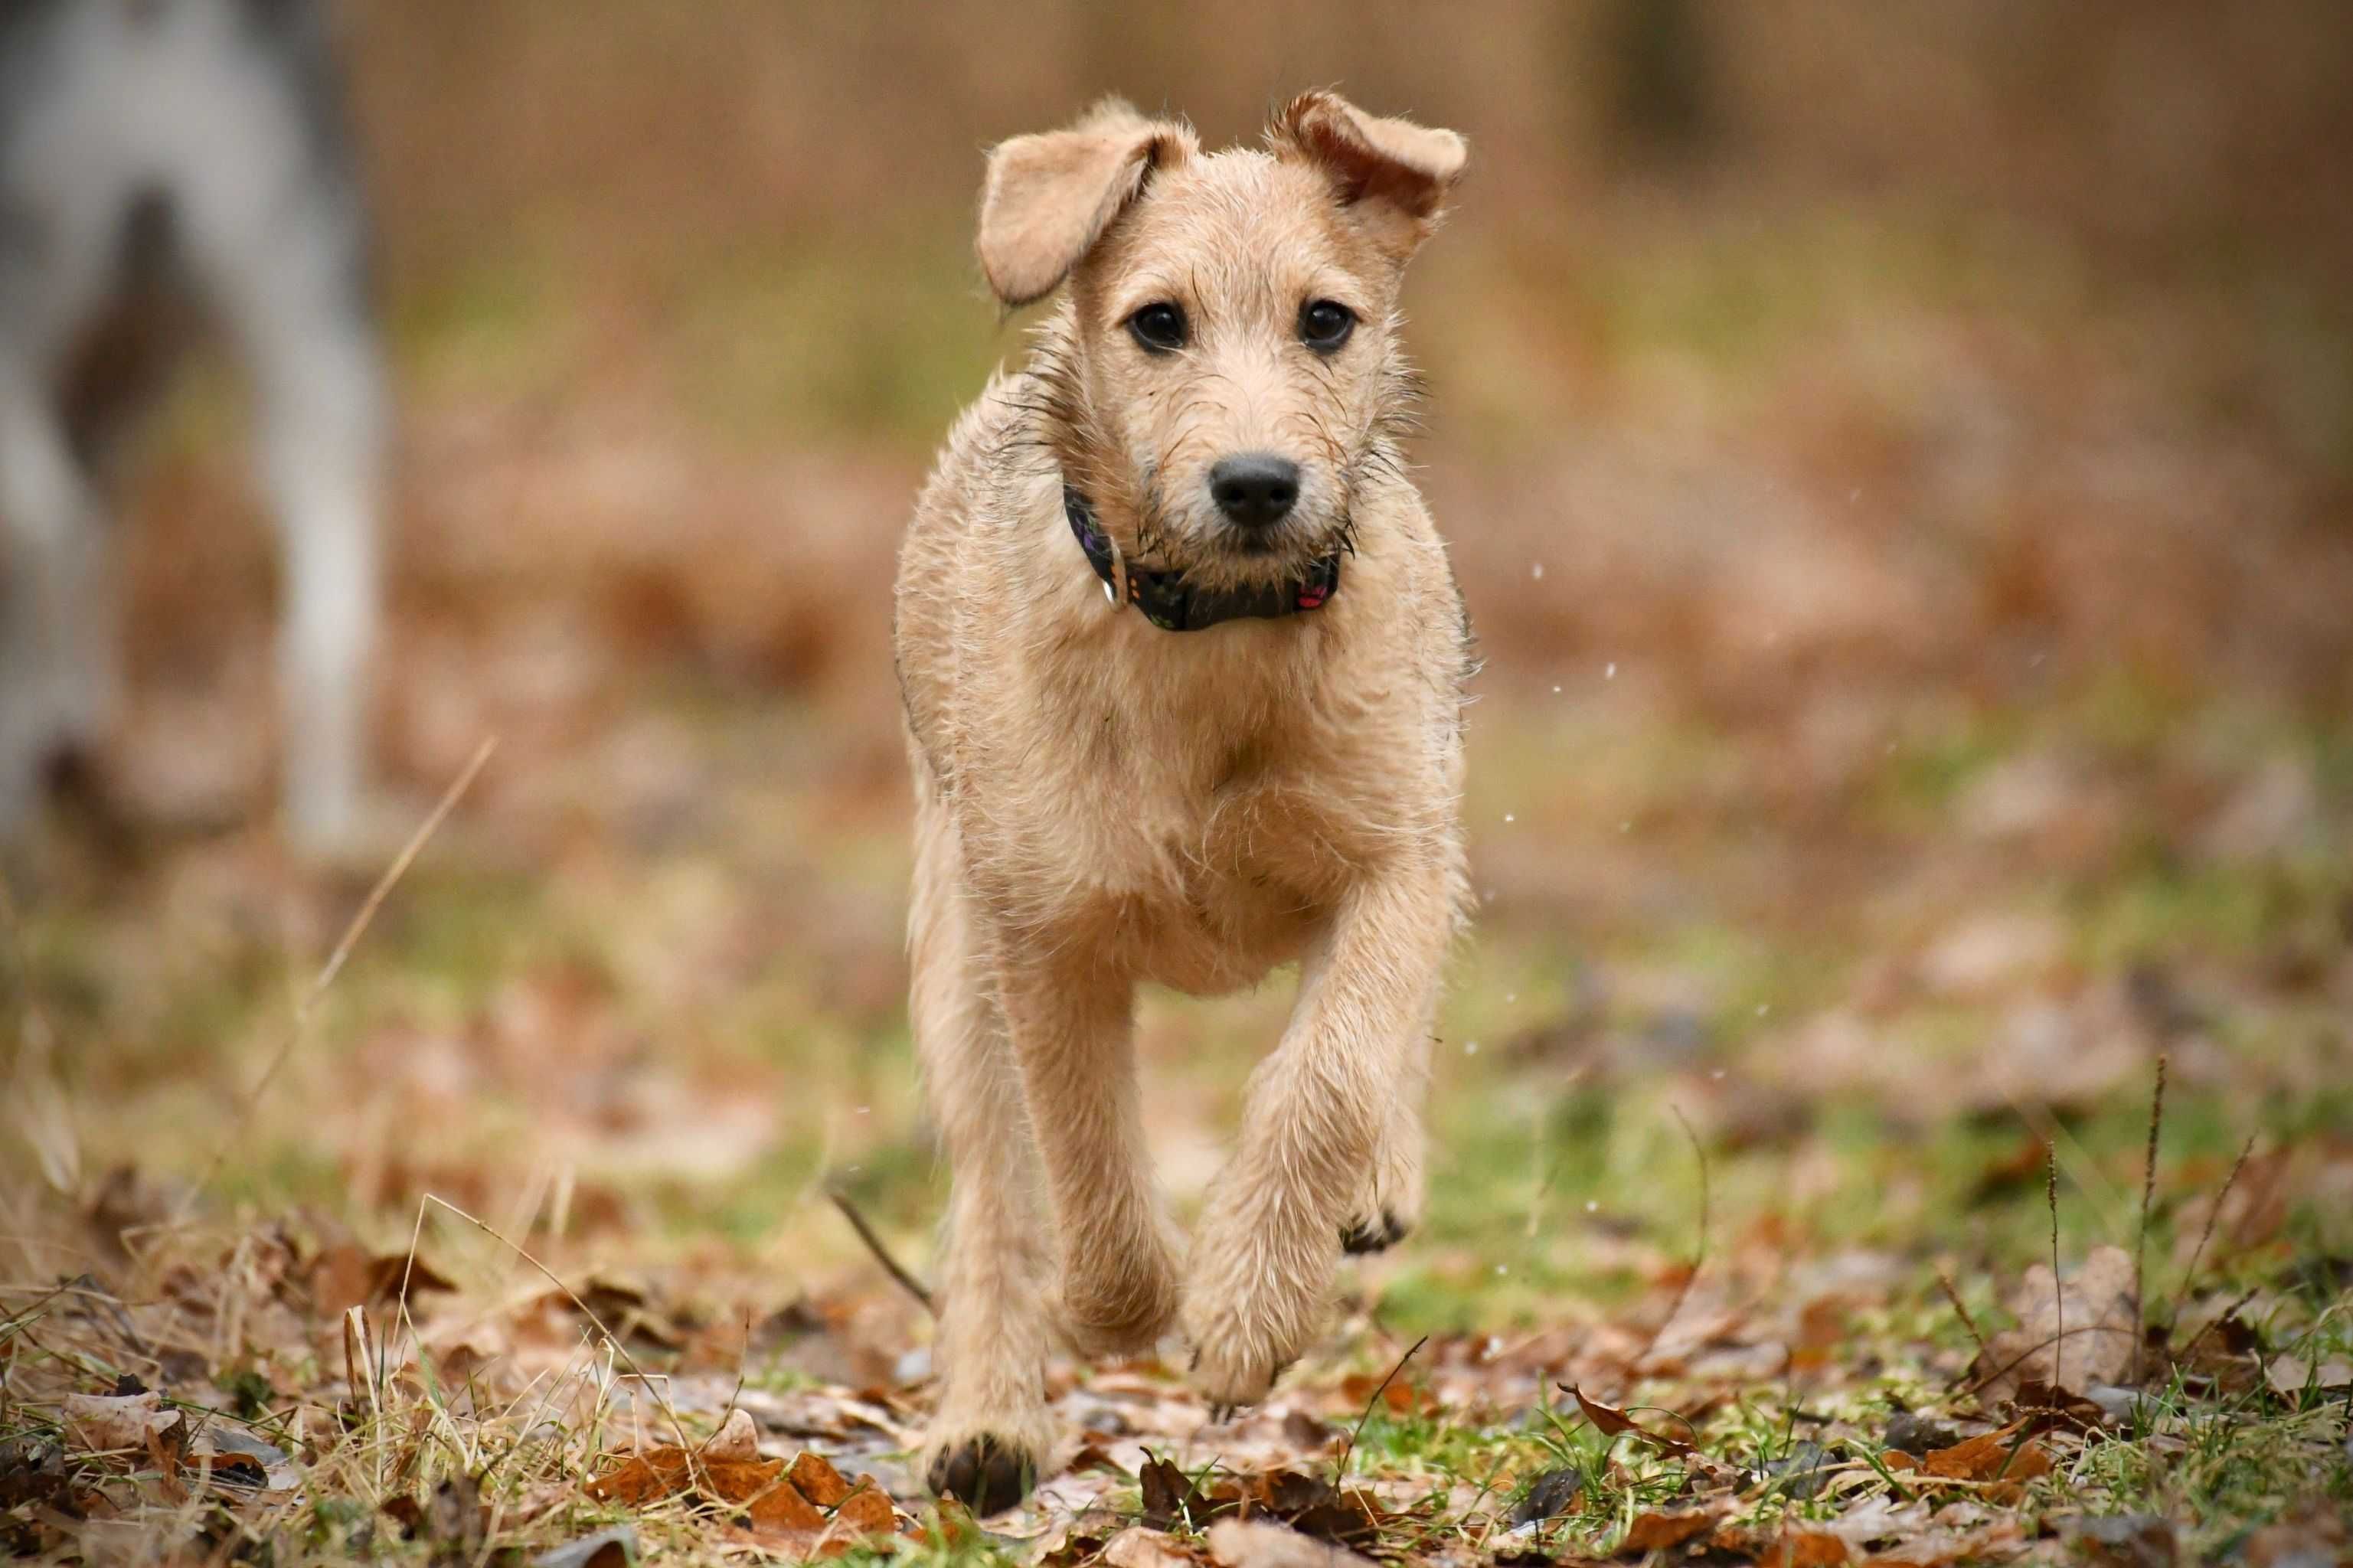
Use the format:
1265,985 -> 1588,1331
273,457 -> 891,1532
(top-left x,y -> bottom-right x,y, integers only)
976,98 -> 1195,307
1270,90 -> 1468,263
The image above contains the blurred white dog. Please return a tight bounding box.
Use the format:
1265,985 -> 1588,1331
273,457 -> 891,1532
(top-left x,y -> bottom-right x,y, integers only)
0,0 -> 381,849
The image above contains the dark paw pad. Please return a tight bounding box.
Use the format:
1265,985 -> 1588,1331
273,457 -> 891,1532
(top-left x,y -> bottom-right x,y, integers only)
1341,1209 -> 1409,1254
926,1434 -> 1037,1514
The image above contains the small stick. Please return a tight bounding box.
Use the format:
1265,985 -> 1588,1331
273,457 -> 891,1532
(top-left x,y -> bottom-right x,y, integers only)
1335,1334 -> 1429,1481
2175,1285 -> 2260,1364
826,1185 -> 934,1315
2175,1135 -> 2257,1314
180,737 -> 497,1219
2132,1056 -> 2166,1382
1639,1106 -> 1711,1364
2047,1145 -> 2064,1391
1936,1270 -> 1991,1362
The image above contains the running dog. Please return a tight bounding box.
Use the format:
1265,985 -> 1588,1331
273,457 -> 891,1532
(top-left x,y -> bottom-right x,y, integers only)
894,91 -> 1471,1510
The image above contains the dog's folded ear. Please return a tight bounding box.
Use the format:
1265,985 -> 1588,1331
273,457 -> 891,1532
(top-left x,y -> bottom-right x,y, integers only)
976,98 -> 1196,308
1270,91 -> 1467,263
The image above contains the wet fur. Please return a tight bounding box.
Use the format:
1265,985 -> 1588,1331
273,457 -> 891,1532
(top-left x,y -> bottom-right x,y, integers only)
894,93 -> 1472,1510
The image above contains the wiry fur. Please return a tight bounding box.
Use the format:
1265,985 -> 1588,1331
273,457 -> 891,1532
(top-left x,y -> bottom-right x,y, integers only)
895,91 -> 1471,1511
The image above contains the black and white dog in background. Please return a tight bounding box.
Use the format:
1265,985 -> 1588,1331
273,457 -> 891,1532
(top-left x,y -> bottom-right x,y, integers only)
1,0 -> 381,850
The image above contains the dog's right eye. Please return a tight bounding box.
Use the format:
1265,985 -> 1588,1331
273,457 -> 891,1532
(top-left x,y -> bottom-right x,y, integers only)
1126,302 -> 1188,354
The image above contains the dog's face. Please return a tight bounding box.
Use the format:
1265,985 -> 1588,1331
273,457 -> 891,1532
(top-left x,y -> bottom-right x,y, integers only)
977,94 -> 1466,588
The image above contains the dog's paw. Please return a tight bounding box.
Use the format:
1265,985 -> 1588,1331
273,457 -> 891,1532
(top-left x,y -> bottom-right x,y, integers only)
1187,1325 -> 1299,1413
923,1431 -> 1041,1515
1340,1207 -> 1410,1255
1183,1273 -> 1318,1413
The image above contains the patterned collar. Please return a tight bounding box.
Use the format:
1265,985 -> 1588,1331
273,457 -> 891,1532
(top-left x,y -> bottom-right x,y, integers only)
1064,487 -> 1340,632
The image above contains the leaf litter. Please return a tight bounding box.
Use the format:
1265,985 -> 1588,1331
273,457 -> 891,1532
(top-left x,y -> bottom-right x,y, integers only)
10,1082 -> 2348,1567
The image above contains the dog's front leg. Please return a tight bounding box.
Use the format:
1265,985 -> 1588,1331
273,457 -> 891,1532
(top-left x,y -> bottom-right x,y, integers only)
1185,865 -> 1452,1408
910,814 -> 1055,1511
993,953 -> 1182,1358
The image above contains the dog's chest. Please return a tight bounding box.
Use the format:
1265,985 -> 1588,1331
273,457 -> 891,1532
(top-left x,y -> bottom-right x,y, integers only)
1058,724 -> 1358,991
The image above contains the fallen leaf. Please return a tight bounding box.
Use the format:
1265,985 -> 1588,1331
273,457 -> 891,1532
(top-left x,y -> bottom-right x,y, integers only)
1279,1410 -> 1339,1453
787,1449 -> 851,1508
1763,1530 -> 1850,1567
60,1391 -> 181,1454
582,1446 -> 787,1512
1141,1455 -> 1221,1530
1560,1384 -> 1701,1460
828,1479 -> 897,1537
1206,1518 -> 1374,1568
1621,1510 -> 1718,1553
2263,1353 -> 2353,1399
746,1473 -> 827,1535
1920,1426 -> 2046,1481
1969,1245 -> 2139,1405
307,1246 -> 458,1317
1104,1525 -> 1204,1568
1917,1423 -> 2054,1501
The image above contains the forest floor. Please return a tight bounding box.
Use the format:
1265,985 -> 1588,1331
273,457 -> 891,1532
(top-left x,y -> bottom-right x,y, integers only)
5,188 -> 2351,1563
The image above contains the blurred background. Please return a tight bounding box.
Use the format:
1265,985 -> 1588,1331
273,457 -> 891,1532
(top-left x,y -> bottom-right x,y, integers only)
8,2 -> 2351,1333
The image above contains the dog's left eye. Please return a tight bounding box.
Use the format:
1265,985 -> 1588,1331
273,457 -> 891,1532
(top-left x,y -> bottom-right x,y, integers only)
1299,299 -> 1357,352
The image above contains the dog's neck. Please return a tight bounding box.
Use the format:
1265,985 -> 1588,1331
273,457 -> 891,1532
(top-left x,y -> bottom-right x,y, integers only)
1063,488 -> 1340,633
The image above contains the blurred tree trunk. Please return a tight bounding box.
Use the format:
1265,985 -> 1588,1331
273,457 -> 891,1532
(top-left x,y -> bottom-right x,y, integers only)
1600,0 -> 1717,159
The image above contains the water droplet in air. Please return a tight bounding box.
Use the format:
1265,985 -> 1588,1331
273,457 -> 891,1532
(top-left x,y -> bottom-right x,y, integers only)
1464,1040 -> 1480,1055
1503,812 -> 1515,823
1495,1263 -> 1510,1276
1605,662 -> 1618,679
1531,562 -> 1545,580
1755,1003 -> 1770,1017
1584,1200 -> 1600,1214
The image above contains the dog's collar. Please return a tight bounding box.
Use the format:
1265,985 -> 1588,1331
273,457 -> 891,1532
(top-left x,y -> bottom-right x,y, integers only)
1064,487 -> 1340,632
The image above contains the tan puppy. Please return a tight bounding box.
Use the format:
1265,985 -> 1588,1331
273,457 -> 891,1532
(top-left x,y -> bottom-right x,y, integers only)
894,91 -> 1470,1511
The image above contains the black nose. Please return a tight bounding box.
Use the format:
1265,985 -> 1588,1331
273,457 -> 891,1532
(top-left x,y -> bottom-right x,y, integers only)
1209,454 -> 1301,529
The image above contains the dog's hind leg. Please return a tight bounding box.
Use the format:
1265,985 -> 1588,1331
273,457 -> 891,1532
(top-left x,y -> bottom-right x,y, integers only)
1184,867 -> 1453,1408
212,207 -> 382,854
910,787 -> 1057,1512
0,355 -> 110,838
992,943 -> 1181,1361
